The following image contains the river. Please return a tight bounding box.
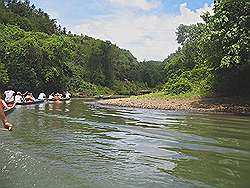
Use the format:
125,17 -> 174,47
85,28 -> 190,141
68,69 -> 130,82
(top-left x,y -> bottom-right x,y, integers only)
0,99 -> 250,188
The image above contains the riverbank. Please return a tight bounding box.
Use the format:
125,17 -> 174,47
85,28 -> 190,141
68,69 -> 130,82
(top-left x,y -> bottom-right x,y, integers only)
98,96 -> 250,114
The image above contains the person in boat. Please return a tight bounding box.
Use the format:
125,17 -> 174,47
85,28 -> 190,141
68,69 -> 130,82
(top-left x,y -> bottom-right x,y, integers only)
0,94 -> 13,131
15,91 -> 25,103
4,86 -> 15,105
54,93 -> 62,101
24,92 -> 35,102
38,92 -> 46,100
48,92 -> 54,100
64,91 -> 71,99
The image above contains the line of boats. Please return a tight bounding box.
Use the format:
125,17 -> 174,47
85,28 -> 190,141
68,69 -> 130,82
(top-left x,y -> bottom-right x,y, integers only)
16,97 -> 71,105
4,97 -> 71,115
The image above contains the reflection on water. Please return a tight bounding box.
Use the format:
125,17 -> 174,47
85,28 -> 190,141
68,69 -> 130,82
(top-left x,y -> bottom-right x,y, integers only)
0,99 -> 250,188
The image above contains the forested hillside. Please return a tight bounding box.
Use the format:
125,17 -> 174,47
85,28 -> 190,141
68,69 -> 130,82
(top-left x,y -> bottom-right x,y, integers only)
0,0 -> 164,96
163,0 -> 249,97
0,0 -> 248,98
0,0 -> 59,34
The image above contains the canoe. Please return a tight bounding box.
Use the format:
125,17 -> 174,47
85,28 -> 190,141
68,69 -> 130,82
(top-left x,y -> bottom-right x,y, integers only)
16,99 -> 45,105
48,98 -> 71,101
62,97 -> 71,101
94,95 -> 127,99
94,95 -> 112,100
4,107 -> 15,115
4,104 -> 16,115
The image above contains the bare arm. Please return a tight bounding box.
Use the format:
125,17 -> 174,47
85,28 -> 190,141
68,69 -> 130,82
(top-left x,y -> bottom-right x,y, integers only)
2,100 -> 11,109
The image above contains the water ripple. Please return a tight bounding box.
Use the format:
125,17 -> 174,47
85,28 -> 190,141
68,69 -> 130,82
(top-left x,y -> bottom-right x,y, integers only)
1,99 -> 250,188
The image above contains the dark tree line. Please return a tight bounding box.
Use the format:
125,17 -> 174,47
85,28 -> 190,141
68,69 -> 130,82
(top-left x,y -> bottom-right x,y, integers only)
0,0 -> 164,96
163,0 -> 249,97
2,0 -> 246,98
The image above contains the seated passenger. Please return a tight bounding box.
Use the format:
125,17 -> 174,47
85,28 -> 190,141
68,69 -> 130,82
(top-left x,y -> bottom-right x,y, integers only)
38,92 -> 46,100
64,91 -> 71,99
54,93 -> 62,101
48,92 -> 54,100
15,91 -> 24,103
25,93 -> 35,102
4,86 -> 15,105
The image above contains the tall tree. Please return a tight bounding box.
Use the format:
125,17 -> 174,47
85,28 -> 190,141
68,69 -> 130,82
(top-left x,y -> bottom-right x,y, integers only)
204,0 -> 249,68
203,0 -> 250,95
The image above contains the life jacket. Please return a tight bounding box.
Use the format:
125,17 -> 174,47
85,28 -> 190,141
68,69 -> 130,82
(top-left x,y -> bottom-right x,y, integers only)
25,95 -> 34,102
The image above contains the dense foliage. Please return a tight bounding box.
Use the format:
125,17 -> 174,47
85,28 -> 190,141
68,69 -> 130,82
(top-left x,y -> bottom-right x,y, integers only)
163,0 -> 249,97
0,0 -> 248,98
0,0 -> 60,34
0,0 -> 164,96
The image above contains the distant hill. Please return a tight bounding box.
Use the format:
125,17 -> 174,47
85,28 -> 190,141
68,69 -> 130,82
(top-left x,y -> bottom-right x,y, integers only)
0,0 -> 165,96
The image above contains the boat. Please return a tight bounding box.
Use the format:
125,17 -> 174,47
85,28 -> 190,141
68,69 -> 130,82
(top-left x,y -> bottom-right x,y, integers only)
62,97 -> 71,101
16,99 -> 45,105
4,104 -> 16,115
48,97 -> 71,102
94,95 -> 127,99
94,95 -> 112,100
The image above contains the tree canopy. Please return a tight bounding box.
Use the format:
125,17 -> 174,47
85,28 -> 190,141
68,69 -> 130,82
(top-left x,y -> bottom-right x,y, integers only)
163,0 -> 249,97
0,0 -> 248,98
0,1 -> 165,96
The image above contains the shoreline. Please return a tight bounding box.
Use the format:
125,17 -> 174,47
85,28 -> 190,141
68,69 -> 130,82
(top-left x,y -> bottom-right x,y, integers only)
97,97 -> 250,114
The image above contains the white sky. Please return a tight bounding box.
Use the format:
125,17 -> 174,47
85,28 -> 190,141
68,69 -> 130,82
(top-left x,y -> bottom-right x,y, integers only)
71,2 -> 213,61
30,0 -> 213,61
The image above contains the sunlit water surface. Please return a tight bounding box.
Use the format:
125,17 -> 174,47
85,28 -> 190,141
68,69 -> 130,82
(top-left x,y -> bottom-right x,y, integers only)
1,99 -> 250,188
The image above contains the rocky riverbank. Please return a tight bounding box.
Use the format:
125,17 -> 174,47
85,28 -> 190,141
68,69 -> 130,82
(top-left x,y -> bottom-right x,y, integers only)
98,97 -> 250,114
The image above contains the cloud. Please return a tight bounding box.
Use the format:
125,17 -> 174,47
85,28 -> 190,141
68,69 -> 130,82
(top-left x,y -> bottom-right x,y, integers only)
71,3 -> 213,61
108,0 -> 160,10
45,8 -> 60,19
30,0 -> 60,20
179,3 -> 213,23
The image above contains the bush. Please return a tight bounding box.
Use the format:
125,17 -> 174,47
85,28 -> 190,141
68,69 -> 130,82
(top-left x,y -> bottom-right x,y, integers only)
163,65 -> 214,96
69,80 -> 112,97
164,78 -> 191,95
112,80 -> 144,95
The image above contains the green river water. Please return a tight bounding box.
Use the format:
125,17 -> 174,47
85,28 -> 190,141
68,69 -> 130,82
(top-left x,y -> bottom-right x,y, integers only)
0,99 -> 250,188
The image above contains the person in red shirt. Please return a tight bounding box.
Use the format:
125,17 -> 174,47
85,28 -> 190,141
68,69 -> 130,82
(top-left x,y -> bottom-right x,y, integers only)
54,93 -> 62,101
24,92 -> 35,102
0,94 -> 13,131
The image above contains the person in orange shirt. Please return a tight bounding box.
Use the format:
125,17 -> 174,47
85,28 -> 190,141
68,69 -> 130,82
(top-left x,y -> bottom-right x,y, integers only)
0,94 -> 13,131
24,92 -> 35,102
54,93 -> 62,101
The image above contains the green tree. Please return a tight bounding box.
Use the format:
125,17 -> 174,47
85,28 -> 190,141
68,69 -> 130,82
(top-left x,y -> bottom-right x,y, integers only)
204,0 -> 249,68
203,0 -> 250,95
0,62 -> 9,88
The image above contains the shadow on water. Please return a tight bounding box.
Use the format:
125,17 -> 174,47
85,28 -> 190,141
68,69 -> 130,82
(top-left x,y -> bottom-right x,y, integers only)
1,99 -> 250,188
